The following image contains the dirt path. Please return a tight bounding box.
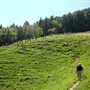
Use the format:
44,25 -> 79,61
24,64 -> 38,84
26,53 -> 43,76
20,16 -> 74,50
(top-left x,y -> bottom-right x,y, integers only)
68,81 -> 80,90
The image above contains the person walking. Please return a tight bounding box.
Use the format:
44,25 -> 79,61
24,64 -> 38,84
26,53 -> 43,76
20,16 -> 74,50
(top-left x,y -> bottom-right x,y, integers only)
76,63 -> 83,81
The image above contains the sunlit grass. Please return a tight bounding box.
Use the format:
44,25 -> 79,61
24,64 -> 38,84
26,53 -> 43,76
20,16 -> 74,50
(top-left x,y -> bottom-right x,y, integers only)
0,32 -> 90,90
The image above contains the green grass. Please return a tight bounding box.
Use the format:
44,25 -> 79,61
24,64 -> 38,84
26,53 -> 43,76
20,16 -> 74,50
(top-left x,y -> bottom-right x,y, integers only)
0,32 -> 90,90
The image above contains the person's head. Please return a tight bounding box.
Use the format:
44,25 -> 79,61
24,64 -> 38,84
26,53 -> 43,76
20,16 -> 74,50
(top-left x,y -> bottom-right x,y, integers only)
78,63 -> 81,66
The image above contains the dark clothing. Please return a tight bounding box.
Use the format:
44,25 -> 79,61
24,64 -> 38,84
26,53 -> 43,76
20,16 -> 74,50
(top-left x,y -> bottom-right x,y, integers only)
76,65 -> 83,81
77,65 -> 83,71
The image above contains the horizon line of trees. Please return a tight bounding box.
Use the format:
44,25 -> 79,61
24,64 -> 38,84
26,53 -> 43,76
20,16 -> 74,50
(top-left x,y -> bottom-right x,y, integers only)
37,7 -> 90,35
0,7 -> 90,46
0,22 -> 43,46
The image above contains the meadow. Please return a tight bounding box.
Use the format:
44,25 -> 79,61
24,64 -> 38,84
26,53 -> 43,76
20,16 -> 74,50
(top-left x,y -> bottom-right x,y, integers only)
0,32 -> 90,90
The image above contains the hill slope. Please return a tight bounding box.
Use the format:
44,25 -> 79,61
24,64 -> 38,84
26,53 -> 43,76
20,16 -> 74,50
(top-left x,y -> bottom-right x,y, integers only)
0,33 -> 90,90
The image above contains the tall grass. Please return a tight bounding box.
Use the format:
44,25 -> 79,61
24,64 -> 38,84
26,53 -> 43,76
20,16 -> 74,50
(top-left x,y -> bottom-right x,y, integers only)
0,32 -> 90,90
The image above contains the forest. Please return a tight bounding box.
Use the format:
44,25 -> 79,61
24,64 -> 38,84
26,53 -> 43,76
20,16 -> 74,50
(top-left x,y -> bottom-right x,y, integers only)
0,7 -> 90,46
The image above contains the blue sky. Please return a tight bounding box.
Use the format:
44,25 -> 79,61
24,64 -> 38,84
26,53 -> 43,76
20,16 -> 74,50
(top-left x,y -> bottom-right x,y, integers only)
0,0 -> 90,27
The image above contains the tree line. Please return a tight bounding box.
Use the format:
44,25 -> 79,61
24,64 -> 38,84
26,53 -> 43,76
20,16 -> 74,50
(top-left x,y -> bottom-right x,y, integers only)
0,7 -> 90,46
37,7 -> 90,35
0,22 -> 43,45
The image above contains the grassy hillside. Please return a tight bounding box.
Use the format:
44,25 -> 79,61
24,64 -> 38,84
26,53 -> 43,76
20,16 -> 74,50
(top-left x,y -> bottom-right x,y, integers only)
0,32 -> 90,90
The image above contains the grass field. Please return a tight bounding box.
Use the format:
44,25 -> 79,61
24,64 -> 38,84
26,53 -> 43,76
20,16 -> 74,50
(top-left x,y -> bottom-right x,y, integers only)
0,32 -> 90,90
